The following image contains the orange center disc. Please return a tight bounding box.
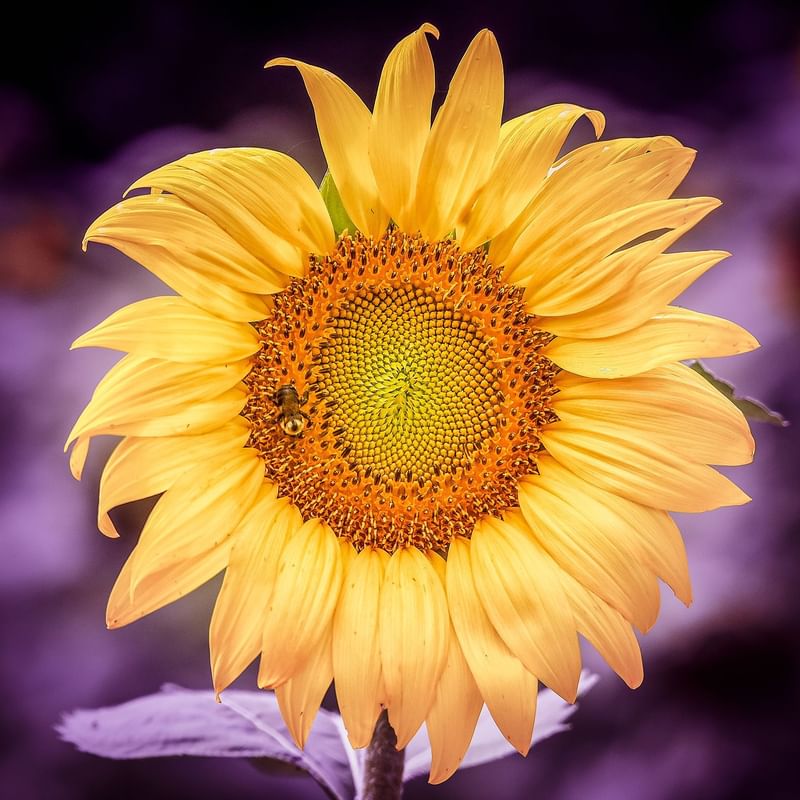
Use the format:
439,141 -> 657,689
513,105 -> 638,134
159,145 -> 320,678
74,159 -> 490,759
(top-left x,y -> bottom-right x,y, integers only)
243,230 -> 558,552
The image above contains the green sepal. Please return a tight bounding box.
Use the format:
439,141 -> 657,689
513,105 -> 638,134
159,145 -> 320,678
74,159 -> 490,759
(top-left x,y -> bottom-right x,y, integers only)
689,360 -> 788,427
319,171 -> 356,238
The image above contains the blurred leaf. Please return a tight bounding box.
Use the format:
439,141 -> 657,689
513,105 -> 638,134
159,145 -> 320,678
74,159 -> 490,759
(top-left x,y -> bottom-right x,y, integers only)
57,684 -> 356,800
689,361 -> 788,427
402,670 -> 599,782
320,172 -> 356,237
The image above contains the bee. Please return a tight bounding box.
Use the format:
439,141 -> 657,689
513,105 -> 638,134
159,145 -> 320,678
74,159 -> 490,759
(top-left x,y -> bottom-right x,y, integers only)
275,384 -> 309,436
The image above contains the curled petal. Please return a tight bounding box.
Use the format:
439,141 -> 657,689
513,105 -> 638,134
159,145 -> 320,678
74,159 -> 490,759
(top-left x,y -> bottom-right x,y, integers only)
267,58 -> 388,237
514,197 -> 720,315
491,134 -> 686,265
460,104 -> 604,249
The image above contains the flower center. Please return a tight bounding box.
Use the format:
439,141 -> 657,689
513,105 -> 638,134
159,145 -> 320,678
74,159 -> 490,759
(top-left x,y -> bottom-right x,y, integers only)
317,285 -> 498,483
243,230 -> 558,552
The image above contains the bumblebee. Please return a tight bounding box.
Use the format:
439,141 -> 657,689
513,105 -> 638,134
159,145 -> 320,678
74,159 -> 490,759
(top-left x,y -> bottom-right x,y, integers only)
275,384 -> 309,436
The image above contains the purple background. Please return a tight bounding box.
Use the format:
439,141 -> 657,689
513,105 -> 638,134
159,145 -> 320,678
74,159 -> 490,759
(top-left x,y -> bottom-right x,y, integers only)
2,1 -> 799,798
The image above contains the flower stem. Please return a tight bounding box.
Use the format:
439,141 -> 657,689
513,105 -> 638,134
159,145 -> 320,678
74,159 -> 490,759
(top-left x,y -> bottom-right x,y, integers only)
362,710 -> 405,800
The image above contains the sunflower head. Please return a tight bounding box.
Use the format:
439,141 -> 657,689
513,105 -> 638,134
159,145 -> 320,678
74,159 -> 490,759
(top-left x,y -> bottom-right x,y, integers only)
68,23 -> 757,783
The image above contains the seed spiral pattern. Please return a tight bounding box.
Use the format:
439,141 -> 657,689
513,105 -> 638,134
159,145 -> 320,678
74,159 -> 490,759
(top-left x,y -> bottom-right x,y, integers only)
317,286 -> 498,483
242,230 -> 559,552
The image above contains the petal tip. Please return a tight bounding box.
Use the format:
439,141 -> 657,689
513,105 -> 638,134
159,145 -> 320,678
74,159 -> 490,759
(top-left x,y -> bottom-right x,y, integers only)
476,28 -> 499,50
428,765 -> 457,785
121,181 -> 142,198
677,587 -> 694,607
587,109 -> 606,138
98,514 -> 121,539
70,333 -> 88,350
744,330 -> 761,352
264,56 -> 296,69
509,733 -> 531,757
625,670 -> 645,690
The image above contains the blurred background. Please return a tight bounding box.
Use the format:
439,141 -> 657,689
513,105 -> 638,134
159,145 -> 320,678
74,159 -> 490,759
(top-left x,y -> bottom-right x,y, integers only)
2,1 -> 799,798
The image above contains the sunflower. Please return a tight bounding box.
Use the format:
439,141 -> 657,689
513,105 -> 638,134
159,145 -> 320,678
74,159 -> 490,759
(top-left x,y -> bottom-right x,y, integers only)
67,24 -> 757,783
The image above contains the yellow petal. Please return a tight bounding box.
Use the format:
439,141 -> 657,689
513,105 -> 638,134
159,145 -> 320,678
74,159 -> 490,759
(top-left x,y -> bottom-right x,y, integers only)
426,625 -> 483,784
460,104 -> 604,249
258,519 -> 343,688
526,453 -> 692,605
69,434 -> 90,480
380,546 -> 449,749
67,393 -> 248,476
544,306 -> 759,379
446,536 -> 537,754
84,195 -> 277,320
470,516 -> 581,702
106,466 -> 266,629
517,472 -> 660,631
65,354 -> 250,450
338,538 -> 357,572
128,147 -> 334,263
127,387 -> 247,438
514,197 -> 719,315
369,24 -> 439,231
553,365 -> 755,466
106,537 -> 231,629
275,625 -> 334,748
415,29 -> 504,240
503,146 -> 697,283
128,448 -> 265,590
72,296 -> 262,364
333,546 -> 389,748
97,420 -> 250,537
558,569 -> 644,689
538,250 -> 729,337
490,134 -> 685,265
541,425 -> 750,512
266,58 -> 388,237
625,504 -> 692,606
210,492 -> 301,694
125,171 -> 302,279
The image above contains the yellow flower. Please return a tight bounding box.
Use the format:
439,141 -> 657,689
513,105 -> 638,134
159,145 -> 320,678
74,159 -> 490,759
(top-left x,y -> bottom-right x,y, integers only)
67,24 -> 758,782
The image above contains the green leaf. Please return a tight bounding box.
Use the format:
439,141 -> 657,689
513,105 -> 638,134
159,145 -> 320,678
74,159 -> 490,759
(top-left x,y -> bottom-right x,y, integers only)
688,360 -> 789,427
319,172 -> 356,237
